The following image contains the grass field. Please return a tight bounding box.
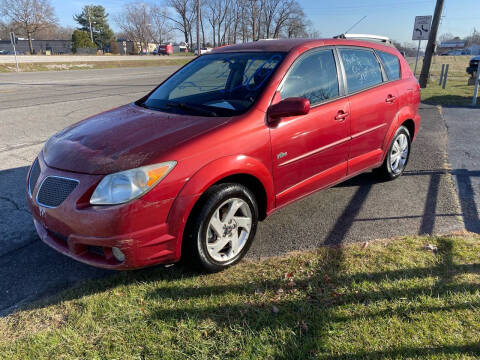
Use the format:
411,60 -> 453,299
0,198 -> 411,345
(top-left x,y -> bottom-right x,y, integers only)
1,234 -> 479,359
0,58 -> 192,73
410,55 -> 479,107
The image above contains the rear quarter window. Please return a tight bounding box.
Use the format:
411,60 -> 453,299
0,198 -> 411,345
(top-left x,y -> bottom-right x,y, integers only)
377,51 -> 401,81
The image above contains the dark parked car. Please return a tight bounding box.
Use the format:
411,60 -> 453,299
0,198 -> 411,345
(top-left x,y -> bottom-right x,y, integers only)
27,38 -> 421,272
467,55 -> 480,77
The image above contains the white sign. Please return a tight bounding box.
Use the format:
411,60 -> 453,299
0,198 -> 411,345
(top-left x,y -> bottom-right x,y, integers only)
412,15 -> 432,40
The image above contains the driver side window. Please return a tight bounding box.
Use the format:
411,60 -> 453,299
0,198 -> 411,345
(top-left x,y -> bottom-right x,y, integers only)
280,49 -> 339,106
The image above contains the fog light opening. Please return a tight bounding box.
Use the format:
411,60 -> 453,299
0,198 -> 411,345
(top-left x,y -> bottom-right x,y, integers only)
112,247 -> 125,262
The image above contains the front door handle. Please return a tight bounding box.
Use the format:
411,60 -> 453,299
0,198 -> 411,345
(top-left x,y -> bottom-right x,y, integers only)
385,95 -> 397,103
335,110 -> 349,121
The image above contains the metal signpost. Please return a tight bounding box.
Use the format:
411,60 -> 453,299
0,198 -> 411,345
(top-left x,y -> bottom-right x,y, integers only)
473,69 -> 480,106
412,15 -> 432,77
10,32 -> 19,72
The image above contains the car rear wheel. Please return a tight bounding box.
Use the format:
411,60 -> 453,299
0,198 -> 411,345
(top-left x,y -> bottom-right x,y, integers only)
184,183 -> 258,272
375,126 -> 411,180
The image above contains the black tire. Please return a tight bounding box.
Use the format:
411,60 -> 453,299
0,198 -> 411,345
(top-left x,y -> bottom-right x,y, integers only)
374,125 -> 411,180
183,183 -> 259,272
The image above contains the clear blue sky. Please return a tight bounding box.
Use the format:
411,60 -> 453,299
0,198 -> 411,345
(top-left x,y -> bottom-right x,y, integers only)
54,0 -> 480,47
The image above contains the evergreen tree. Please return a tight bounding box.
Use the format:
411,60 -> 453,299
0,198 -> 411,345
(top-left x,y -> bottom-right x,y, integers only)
72,29 -> 96,53
74,5 -> 113,50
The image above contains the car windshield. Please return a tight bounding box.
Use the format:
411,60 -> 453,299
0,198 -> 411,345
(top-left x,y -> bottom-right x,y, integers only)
141,52 -> 285,117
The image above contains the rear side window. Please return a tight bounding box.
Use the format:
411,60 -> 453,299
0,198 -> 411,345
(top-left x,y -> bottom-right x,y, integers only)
280,49 -> 339,106
377,51 -> 401,81
339,48 -> 383,93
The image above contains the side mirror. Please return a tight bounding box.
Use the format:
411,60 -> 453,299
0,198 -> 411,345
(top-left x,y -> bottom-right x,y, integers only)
268,97 -> 310,122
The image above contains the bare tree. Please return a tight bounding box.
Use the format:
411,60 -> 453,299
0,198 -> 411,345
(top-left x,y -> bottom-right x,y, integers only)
151,5 -> 173,45
205,0 -> 218,46
115,2 -> 153,53
283,4 -> 308,38
439,33 -> 455,43
35,25 -> 73,40
0,19 -> 16,38
261,0 -> 285,38
159,0 -> 317,48
271,0 -> 296,38
0,0 -> 57,53
166,0 -> 194,47
465,28 -> 480,47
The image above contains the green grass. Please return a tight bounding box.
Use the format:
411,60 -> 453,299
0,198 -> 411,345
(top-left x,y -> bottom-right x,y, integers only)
0,58 -> 192,73
1,234 -> 480,359
409,55 -> 479,107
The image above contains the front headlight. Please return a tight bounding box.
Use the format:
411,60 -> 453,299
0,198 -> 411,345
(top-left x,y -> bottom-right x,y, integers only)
90,161 -> 176,205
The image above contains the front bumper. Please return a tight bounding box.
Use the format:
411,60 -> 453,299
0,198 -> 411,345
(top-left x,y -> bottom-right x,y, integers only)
27,154 -> 180,269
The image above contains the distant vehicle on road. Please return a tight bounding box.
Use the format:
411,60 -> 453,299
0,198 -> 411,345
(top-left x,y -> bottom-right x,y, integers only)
27,37 -> 421,272
195,47 -> 212,55
157,44 -> 173,55
467,55 -> 480,77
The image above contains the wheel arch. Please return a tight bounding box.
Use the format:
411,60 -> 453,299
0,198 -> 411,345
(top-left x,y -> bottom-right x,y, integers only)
167,155 -> 275,261
401,118 -> 415,139
381,106 -> 417,162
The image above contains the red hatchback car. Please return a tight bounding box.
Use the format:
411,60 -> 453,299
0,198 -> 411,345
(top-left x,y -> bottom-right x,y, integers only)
26,38 -> 420,271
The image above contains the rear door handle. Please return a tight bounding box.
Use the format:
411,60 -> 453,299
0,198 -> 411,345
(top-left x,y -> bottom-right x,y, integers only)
335,111 -> 349,121
385,95 -> 397,103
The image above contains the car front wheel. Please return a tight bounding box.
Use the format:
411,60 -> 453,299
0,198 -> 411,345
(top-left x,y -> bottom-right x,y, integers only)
184,183 -> 259,272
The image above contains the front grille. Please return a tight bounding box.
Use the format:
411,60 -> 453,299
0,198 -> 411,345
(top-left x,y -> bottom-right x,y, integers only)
49,230 -> 68,245
28,158 -> 41,196
88,246 -> 104,257
37,176 -> 79,208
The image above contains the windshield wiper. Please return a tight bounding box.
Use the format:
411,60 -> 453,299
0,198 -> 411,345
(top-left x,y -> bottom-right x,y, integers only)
166,102 -> 217,117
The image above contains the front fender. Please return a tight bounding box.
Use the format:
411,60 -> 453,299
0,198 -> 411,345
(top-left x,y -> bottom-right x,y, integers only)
166,155 -> 275,261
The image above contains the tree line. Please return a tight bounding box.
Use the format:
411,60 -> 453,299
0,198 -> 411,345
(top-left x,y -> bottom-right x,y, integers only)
0,0 -> 318,54
439,30 -> 480,47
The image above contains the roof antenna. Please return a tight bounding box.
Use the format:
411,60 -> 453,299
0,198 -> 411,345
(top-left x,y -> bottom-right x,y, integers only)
344,15 -> 367,34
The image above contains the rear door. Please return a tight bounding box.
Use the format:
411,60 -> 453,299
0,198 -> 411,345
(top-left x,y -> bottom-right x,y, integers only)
338,47 -> 399,174
269,48 -> 350,207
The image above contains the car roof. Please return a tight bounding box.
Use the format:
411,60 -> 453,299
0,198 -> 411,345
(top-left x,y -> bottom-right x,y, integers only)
210,38 -> 398,55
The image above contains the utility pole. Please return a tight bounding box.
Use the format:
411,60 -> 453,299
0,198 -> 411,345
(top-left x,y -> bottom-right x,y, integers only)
418,0 -> 444,88
87,6 -> 94,43
196,0 -> 200,56
252,0 -> 257,41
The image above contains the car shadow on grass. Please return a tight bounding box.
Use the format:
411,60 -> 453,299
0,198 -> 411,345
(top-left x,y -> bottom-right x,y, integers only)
141,237 -> 480,359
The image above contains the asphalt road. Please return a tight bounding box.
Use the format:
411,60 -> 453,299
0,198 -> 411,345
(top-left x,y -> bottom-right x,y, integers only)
443,107 -> 480,233
0,67 -> 464,316
0,55 -> 190,64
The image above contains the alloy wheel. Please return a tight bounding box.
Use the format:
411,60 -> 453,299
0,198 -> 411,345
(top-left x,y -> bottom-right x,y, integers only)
390,133 -> 409,174
205,198 -> 252,262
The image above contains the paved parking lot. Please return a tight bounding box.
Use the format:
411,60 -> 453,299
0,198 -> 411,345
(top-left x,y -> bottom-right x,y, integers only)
0,67 -> 465,315
443,107 -> 480,233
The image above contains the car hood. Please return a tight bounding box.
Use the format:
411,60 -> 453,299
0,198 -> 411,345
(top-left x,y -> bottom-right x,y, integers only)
43,104 -> 228,174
